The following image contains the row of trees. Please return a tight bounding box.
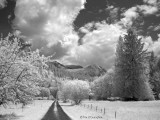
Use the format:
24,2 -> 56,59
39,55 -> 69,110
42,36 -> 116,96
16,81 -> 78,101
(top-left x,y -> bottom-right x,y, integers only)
58,29 -> 160,103
91,29 -> 160,101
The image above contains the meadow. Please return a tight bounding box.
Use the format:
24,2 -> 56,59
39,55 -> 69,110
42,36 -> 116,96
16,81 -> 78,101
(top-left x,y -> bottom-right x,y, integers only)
1,100 -> 160,120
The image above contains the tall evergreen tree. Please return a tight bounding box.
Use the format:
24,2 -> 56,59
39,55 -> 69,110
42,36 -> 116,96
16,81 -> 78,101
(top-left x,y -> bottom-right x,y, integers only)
149,51 -> 156,78
114,29 -> 154,100
149,53 -> 160,99
114,36 -> 126,97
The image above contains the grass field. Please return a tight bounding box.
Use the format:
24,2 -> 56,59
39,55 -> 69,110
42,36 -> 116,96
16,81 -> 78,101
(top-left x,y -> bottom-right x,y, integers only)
61,100 -> 160,120
0,100 -> 53,120
0,100 -> 160,120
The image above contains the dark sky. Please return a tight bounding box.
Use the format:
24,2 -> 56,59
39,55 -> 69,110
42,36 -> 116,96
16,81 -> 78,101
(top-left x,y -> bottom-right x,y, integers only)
1,0 -> 160,40
0,0 -> 160,40
0,0 -> 16,37
0,0 -> 160,69
73,0 -> 160,43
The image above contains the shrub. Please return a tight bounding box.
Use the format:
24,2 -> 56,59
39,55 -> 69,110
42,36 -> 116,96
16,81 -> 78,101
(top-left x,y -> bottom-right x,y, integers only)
39,87 -> 50,98
60,80 -> 90,105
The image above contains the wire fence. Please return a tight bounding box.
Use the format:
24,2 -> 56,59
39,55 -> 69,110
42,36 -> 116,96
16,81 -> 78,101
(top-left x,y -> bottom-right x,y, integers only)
79,103 -> 117,119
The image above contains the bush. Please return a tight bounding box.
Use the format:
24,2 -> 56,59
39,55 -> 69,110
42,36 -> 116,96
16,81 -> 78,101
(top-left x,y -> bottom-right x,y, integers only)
91,70 -> 114,100
48,95 -> 54,100
39,87 -> 50,98
60,80 -> 90,105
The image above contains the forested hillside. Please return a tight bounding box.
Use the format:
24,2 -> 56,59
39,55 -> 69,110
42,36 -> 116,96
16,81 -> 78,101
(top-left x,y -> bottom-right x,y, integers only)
47,61 -> 106,81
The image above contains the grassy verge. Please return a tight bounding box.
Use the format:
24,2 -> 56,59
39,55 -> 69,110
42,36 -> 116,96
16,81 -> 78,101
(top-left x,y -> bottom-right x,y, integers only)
0,100 -> 53,120
0,113 -> 19,120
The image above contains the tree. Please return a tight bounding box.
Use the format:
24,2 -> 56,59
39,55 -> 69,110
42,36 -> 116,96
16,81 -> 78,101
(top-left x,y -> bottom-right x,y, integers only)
39,87 -> 50,99
149,54 -> 160,99
60,80 -> 90,105
0,34 -> 52,106
59,82 -> 71,102
113,36 -> 125,98
91,69 -> 114,100
114,29 -> 154,100
49,87 -> 58,99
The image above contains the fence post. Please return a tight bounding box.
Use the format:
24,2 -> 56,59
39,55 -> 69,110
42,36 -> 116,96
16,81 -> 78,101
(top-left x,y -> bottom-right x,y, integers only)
91,104 -> 92,109
96,106 -> 98,111
115,111 -> 117,119
104,108 -> 105,114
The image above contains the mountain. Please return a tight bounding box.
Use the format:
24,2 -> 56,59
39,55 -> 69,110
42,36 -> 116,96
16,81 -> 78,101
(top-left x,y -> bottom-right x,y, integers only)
47,61 -> 106,81
84,65 -> 106,77
47,61 -> 83,69
48,61 -> 66,69
65,65 -> 83,69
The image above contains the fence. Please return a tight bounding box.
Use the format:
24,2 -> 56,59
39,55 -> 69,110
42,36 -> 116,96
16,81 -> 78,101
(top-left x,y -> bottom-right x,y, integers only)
79,103 -> 117,119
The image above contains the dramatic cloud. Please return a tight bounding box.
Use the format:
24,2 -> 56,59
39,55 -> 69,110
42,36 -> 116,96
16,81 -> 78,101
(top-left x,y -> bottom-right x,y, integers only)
4,0 -> 158,69
61,23 -> 125,69
120,7 -> 139,27
13,0 -> 85,58
138,5 -> 158,15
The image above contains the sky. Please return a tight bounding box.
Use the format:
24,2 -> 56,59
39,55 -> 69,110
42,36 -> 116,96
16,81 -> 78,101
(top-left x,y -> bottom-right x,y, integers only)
0,0 -> 160,70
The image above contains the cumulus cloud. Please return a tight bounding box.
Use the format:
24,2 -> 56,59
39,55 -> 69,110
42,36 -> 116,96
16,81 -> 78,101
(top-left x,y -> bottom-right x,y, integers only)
140,0 -> 160,15
143,0 -> 158,5
148,34 -> 160,56
61,23 -> 125,69
120,7 -> 139,27
138,5 -> 158,15
0,0 -> 7,9
11,0 -> 160,70
141,34 -> 160,57
13,0 -> 85,57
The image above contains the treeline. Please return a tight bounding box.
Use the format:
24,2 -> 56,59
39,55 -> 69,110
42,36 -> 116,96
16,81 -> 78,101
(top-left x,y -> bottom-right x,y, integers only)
91,29 -> 160,101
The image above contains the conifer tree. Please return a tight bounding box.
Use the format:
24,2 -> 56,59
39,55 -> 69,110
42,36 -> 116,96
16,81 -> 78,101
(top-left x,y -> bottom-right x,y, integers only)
114,29 -> 154,100
149,52 -> 160,99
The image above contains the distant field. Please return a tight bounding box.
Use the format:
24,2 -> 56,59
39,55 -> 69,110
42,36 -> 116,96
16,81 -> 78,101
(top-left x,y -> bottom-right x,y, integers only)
1,100 -> 160,120
61,100 -> 160,120
81,100 -> 160,120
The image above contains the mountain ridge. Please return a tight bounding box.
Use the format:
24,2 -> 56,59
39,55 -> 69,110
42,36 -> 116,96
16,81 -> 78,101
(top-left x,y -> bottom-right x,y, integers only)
47,61 -> 107,81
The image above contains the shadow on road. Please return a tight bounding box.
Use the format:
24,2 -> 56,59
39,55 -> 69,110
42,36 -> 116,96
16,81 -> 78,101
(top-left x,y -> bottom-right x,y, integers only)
41,100 -> 72,120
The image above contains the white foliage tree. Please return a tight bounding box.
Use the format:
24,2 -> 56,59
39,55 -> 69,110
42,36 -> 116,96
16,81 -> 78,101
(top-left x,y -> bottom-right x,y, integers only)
60,80 -> 90,105
0,34 -> 52,105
